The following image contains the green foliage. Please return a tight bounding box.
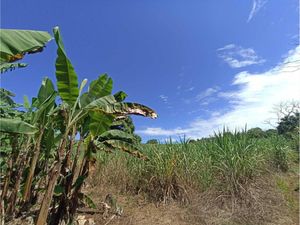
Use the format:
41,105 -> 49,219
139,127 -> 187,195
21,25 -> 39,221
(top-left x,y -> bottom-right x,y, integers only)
146,139 -> 159,144
98,130 -> 136,143
37,77 -> 56,103
277,112 -> 299,136
110,116 -> 142,144
265,129 -> 277,137
247,127 -> 266,138
0,118 -> 38,134
0,29 -> 51,72
95,131 -> 297,204
88,111 -> 115,136
277,112 -> 299,151
0,88 -> 15,106
273,144 -> 289,172
88,74 -> 113,99
114,91 -> 128,102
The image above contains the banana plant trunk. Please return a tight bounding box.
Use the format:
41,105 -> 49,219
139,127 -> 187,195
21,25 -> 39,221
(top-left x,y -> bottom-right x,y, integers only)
0,135 -> 20,203
36,137 -> 67,225
69,157 -> 89,218
23,128 -> 44,203
6,152 -> 27,217
50,127 -> 77,225
0,158 -> 13,203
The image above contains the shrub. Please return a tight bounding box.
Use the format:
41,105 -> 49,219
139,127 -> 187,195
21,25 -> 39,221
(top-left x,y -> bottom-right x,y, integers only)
146,139 -> 159,144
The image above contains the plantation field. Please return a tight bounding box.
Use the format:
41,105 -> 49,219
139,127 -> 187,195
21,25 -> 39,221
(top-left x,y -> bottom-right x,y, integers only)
78,132 -> 299,225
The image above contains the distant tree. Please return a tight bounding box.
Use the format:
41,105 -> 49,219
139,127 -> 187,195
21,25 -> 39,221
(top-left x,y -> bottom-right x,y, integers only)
188,139 -> 197,143
276,111 -> 299,151
277,112 -> 299,136
146,139 -> 159,144
265,129 -> 277,137
265,100 -> 300,128
247,127 -> 266,139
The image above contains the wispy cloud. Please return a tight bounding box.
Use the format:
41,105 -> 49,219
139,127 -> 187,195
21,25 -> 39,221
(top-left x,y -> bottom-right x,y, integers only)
199,97 -> 218,106
159,94 -> 169,103
217,44 -> 265,68
196,86 -> 220,101
181,86 -> 219,106
138,46 -> 300,139
187,87 -> 195,92
247,0 -> 267,22
159,94 -> 173,109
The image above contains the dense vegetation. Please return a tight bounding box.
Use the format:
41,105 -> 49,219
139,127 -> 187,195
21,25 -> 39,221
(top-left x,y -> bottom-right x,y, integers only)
93,127 -> 299,203
0,27 -> 156,225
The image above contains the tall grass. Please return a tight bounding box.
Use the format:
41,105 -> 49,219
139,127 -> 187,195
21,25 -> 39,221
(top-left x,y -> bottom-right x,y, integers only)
93,129 -> 295,203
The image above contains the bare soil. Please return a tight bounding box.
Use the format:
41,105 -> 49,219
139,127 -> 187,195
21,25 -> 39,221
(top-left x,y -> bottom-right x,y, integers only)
6,165 -> 299,225
80,169 -> 299,225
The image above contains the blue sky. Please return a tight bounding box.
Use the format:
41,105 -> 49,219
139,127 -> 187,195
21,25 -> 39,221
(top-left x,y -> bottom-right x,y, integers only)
1,0 -> 299,141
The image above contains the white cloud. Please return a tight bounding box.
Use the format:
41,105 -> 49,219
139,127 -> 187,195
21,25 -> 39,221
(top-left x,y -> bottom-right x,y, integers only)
140,127 -> 186,136
138,46 -> 300,139
247,0 -> 267,22
218,44 -> 265,68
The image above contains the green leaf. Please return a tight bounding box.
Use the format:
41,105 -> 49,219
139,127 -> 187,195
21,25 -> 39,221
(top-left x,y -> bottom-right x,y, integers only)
32,92 -> 57,124
38,77 -> 56,104
112,116 -> 135,134
98,130 -> 135,143
23,95 -> 30,109
43,128 -> 55,157
54,185 -> 64,197
89,111 -> 114,136
72,175 -> 86,190
0,29 -> 52,64
53,26 -> 79,105
0,118 -> 38,135
0,88 -> 15,105
114,91 -> 128,102
31,97 -> 39,108
88,74 -> 113,99
84,95 -> 117,112
79,92 -> 92,109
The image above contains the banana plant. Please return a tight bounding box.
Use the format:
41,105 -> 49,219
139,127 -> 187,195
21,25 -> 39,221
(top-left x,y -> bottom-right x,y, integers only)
0,26 -> 156,225
0,117 -> 37,194
22,78 -> 57,203
0,114 -> 38,217
36,27 -> 157,225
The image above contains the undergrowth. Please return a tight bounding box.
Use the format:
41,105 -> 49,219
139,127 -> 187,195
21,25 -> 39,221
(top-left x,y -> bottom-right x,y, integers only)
92,129 -> 297,204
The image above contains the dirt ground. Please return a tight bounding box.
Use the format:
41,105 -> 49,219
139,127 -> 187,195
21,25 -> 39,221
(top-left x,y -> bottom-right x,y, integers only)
5,167 -> 299,225
79,169 -> 299,225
